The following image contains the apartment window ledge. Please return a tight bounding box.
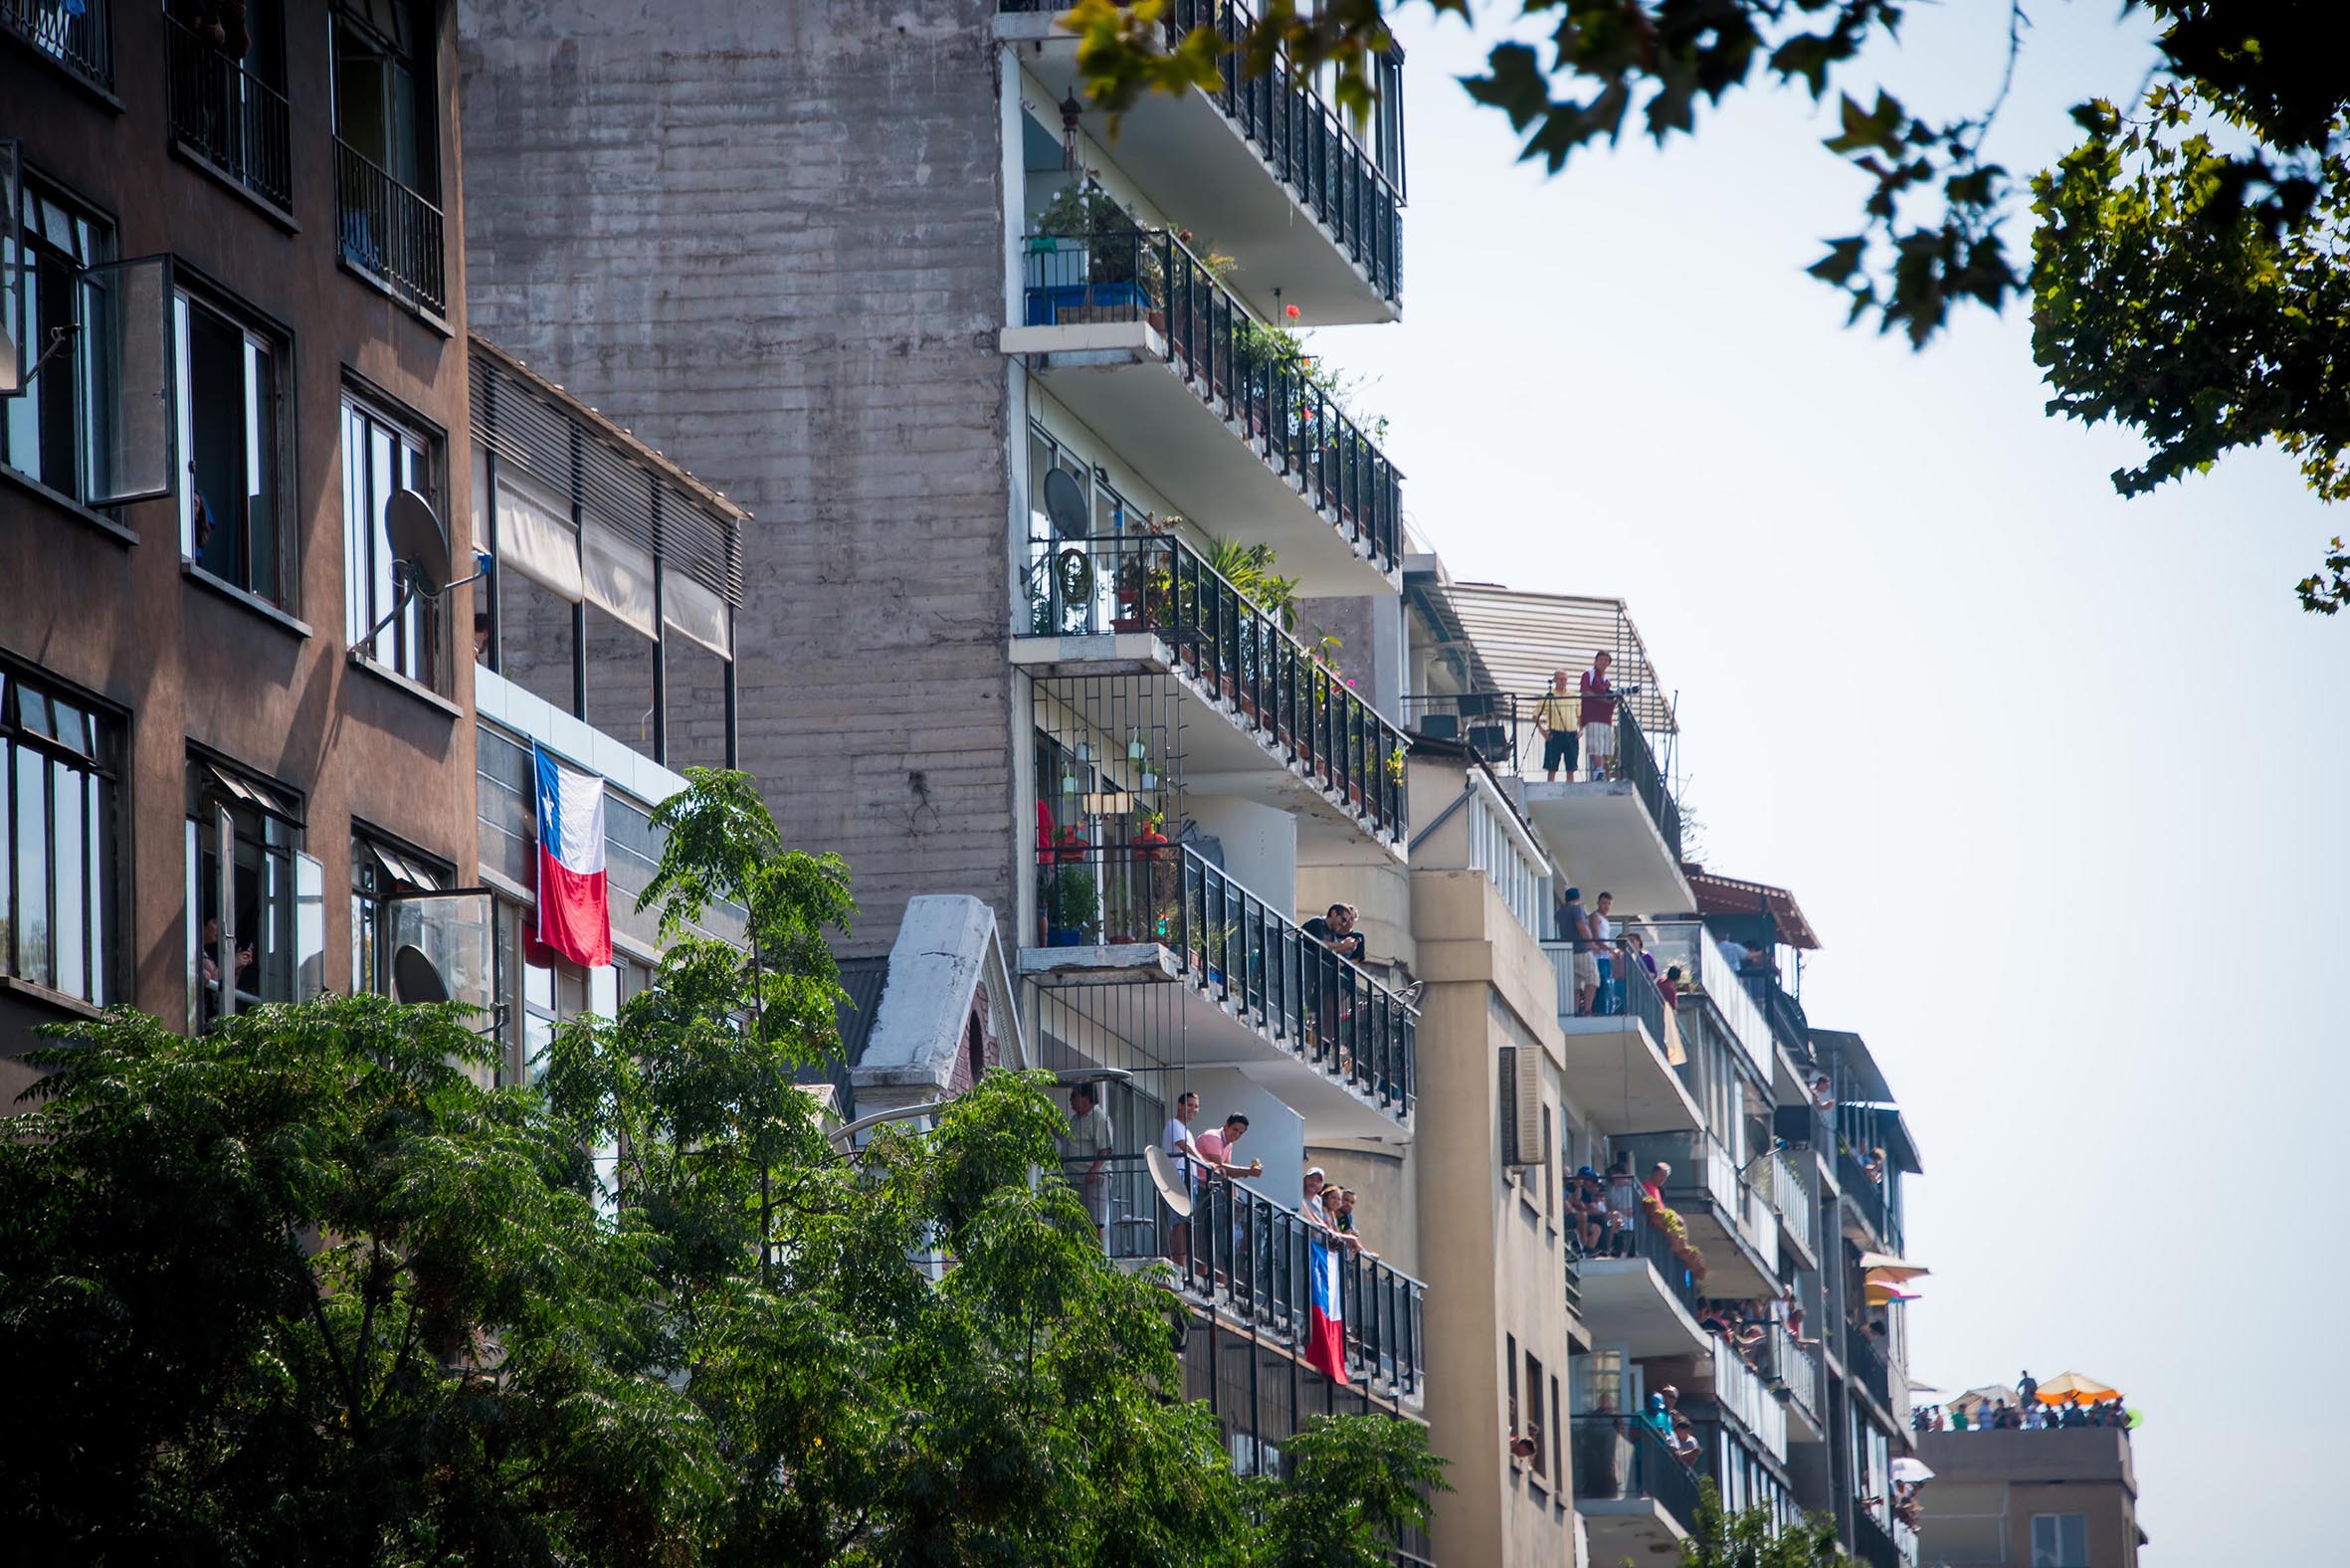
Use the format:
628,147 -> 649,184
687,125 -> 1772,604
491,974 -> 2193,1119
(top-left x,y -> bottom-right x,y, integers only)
2,31 -> 124,111
183,562 -> 310,638
1,465 -> 140,546
169,140 -> 299,233
345,651 -> 461,720
0,973 -> 108,1021
335,257 -> 452,337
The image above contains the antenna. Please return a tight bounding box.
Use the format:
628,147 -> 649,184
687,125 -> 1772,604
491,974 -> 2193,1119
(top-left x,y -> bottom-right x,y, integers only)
1043,467 -> 1089,540
348,490 -> 492,656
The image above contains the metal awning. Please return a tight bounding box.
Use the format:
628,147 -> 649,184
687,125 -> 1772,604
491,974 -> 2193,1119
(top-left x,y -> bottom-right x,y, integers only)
1682,866 -> 1822,949
197,760 -> 301,823
1810,1028 -> 1891,1101
1432,581 -> 1677,738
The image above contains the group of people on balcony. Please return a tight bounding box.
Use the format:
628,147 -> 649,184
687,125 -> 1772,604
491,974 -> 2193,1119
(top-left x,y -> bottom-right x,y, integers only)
1532,651 -> 1637,783
1556,887 -> 1682,1019
1562,1156 -> 1666,1261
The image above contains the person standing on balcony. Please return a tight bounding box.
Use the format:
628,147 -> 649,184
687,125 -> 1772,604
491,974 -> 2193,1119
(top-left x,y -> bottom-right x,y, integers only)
1060,1083 -> 1114,1245
1534,669 -> 1580,780
1579,651 -> 1619,780
1643,1162 -> 1671,1204
1591,891 -> 1619,1013
1161,1091 -> 1255,1270
1604,1155 -> 1641,1255
1302,901 -> 1367,963
1559,886 -> 1598,1015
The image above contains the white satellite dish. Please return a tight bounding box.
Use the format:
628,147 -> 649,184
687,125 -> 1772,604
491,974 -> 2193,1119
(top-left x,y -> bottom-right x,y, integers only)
1143,1143 -> 1193,1220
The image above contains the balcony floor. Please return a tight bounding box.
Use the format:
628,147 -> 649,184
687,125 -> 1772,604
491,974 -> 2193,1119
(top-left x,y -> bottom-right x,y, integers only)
1015,632 -> 1404,860
1517,779 -> 1692,916
1675,1199 -> 1778,1301
1574,1258 -> 1711,1360
1556,1013 -> 1703,1136
1578,1498 -> 1688,1562
1000,319 -> 1397,599
1002,15 -> 1399,327
1019,942 -> 1412,1139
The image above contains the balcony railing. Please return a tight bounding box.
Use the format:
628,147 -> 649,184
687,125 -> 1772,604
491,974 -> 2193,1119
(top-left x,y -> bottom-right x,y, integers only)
1035,841 -> 1416,1118
335,138 -> 446,315
1026,532 -> 1408,839
1618,1128 -> 1778,1274
1849,1507 -> 1903,1568
3,0 -> 110,90
1019,229 -> 1403,574
1572,1415 -> 1703,1534
1540,934 -> 1666,1045
1402,687 -> 1681,860
1761,1321 -> 1824,1430
1844,1317 -> 1894,1412
1599,1184 -> 1703,1318
1648,919 -> 1770,1066
1001,0 -> 1404,301
166,17 -> 293,211
1839,1143 -> 1892,1244
1765,1147 -> 1817,1259
1071,1152 -> 1425,1397
1709,1335 -> 1788,1460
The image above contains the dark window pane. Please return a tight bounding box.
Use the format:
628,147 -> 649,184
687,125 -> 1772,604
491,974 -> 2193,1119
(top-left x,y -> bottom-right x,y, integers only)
15,745 -> 50,985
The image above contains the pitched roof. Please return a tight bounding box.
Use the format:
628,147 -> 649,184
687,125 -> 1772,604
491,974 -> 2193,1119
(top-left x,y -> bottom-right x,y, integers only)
1681,865 -> 1822,949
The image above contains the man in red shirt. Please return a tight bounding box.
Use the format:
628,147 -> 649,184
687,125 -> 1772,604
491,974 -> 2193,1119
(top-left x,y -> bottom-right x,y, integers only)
1579,651 -> 1618,780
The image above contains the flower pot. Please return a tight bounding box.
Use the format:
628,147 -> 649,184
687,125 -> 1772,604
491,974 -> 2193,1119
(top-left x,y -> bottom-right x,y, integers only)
1050,928 -> 1084,947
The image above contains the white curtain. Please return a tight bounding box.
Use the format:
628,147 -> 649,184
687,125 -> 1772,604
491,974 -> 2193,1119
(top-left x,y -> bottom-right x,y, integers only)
662,571 -> 730,658
495,475 -> 582,601
581,517 -> 658,639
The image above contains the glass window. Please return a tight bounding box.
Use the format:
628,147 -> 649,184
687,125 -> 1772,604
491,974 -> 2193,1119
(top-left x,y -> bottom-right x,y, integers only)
331,0 -> 433,195
342,392 -> 445,689
2,177 -> 130,502
2032,1513 -> 2089,1568
175,288 -> 286,602
186,757 -> 303,1026
1,668 -> 119,1005
349,834 -> 483,1006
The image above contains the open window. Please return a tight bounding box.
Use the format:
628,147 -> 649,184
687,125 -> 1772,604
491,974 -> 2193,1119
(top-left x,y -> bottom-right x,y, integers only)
2,664 -> 123,1005
352,832 -> 491,1021
342,391 -> 445,688
186,757 -> 317,1026
175,287 -> 286,601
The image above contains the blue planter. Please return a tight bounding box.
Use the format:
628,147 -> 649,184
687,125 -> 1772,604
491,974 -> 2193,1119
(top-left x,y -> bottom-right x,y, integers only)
1050,928 -> 1084,947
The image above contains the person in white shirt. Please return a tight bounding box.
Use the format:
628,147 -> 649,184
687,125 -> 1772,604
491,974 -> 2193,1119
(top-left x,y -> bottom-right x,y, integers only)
1300,1167 -> 1359,1257
1160,1090 -> 1255,1267
1590,891 -> 1618,1013
1059,1083 -> 1114,1244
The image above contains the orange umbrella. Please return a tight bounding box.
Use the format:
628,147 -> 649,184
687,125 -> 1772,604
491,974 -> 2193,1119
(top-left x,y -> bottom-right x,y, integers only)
2033,1371 -> 2122,1405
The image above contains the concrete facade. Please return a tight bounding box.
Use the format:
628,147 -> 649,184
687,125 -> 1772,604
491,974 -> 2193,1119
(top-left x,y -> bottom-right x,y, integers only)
1915,1428 -> 2144,1567
2,2 -> 477,1092
459,0 -> 1017,958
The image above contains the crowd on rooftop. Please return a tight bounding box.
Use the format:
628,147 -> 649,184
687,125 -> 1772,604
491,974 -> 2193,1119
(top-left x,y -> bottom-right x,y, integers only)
1914,1370 -> 2136,1438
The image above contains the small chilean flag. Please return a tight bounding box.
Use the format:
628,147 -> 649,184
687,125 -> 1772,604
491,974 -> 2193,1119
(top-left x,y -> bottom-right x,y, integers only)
1305,1236 -> 1348,1387
532,745 -> 612,969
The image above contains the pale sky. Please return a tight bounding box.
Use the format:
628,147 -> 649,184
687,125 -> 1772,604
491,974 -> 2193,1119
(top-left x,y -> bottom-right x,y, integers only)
1322,4 -> 2349,1561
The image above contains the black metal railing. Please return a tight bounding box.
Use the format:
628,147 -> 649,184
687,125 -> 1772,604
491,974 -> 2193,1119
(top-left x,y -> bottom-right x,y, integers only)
1849,1508 -> 1903,1568
1739,968 -> 1812,1058
334,138 -> 445,315
1070,1151 -> 1425,1396
3,0 -> 110,90
1402,686 -> 1682,862
1026,532 -> 1408,839
1844,1318 -> 1894,1412
1618,702 -> 1683,861
1018,229 -> 1403,575
1571,1415 -> 1703,1534
1762,1321 -> 1824,1428
1838,1144 -> 1891,1244
1001,0 -> 1403,299
1603,1188 -> 1705,1317
166,17 -> 292,211
1033,841 -> 1416,1118
1540,934 -> 1667,1044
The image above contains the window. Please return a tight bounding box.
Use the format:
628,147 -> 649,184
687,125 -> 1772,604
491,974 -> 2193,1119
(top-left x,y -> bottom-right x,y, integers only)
2,164 -> 177,510
175,287 -> 287,602
1,665 -> 120,1004
186,757 -> 319,1025
1571,1347 -> 1626,1418
2031,1513 -> 2089,1568
1,0 -> 113,91
342,392 -> 446,689
1504,1332 -> 1518,1440
1524,1351 -> 1547,1483
331,0 -> 443,312
1549,1373 -> 1564,1493
165,0 -> 292,210
351,833 -> 490,1015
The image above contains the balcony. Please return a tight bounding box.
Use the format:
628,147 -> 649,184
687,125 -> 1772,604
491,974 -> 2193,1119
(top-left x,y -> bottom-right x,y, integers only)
3,0 -> 110,92
335,138 -> 446,316
1023,842 -> 1415,1135
1615,1129 -> 1781,1299
1406,690 -> 1687,912
1702,1336 -> 1789,1463
1574,1198 -> 1709,1359
1573,1415 -> 1700,1560
1004,229 -> 1401,596
166,16 -> 292,212
1760,1322 -> 1827,1441
1761,1147 -> 1818,1266
1647,919 -> 1773,1073
1849,1508 -> 1904,1568
1843,1317 -> 1895,1416
1838,1144 -> 1898,1253
1017,532 -> 1408,848
1538,940 -> 1701,1136
998,0 -> 1403,322
1077,1152 -> 1426,1402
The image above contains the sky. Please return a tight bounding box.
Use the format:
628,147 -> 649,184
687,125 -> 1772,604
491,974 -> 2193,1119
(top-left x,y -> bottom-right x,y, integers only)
1318,4 -> 2350,1561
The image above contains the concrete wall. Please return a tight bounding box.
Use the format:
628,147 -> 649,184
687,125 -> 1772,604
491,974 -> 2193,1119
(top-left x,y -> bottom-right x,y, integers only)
2,5 -> 476,1086
459,0 -> 1015,956
1184,794 -> 1295,914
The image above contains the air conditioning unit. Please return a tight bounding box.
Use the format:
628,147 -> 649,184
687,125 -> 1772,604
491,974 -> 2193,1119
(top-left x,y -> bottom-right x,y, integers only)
1498,1045 -> 1544,1169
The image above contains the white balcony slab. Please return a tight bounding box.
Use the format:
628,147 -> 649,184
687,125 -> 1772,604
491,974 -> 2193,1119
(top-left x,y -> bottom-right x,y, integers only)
1574,1258 -> 1711,1360
1518,779 -> 1692,916
1556,1013 -> 1703,1136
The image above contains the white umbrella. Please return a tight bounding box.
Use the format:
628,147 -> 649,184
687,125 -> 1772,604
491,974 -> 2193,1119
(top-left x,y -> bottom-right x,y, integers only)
1890,1457 -> 1935,1484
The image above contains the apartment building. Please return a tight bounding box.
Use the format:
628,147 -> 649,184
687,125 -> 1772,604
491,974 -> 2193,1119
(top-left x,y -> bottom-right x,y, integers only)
2,0 -> 478,1091
459,0 -> 1432,1508
1914,1427 -> 2146,1568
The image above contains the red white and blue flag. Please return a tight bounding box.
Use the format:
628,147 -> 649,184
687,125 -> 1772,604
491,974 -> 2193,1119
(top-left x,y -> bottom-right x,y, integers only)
1305,1236 -> 1348,1386
532,744 -> 612,969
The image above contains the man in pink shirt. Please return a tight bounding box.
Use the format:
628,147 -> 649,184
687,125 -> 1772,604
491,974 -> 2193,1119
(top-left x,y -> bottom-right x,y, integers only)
1193,1111 -> 1261,1180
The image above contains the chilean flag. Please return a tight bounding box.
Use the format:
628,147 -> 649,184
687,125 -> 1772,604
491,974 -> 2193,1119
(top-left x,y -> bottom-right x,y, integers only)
1305,1236 -> 1348,1387
532,745 -> 612,968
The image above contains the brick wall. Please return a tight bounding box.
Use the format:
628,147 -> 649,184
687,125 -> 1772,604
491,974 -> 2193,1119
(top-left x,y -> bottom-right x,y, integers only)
459,0 -> 1016,954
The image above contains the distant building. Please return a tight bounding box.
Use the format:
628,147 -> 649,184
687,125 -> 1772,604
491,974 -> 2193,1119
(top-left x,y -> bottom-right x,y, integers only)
1915,1428 -> 2147,1567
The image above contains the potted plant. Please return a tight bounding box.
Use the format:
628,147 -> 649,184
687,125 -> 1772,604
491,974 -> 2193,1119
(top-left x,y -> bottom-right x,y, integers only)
1051,825 -> 1090,866
1133,807 -> 1171,865
1048,866 -> 1097,946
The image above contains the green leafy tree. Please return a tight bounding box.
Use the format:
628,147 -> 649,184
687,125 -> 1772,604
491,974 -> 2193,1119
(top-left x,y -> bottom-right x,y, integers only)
1064,0 -> 2350,610
1670,1481 -> 1856,1568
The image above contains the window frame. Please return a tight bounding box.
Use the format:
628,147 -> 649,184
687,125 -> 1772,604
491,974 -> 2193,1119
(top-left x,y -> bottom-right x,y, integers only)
185,753 -> 315,1026
2031,1511 -> 2090,1568
1,661 -> 123,1005
174,278 -> 292,604
341,385 -> 448,691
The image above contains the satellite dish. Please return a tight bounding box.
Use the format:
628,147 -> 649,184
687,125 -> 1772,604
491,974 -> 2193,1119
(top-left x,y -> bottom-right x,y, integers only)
392,943 -> 450,1004
1143,1143 -> 1193,1220
383,489 -> 451,595
1043,468 -> 1089,540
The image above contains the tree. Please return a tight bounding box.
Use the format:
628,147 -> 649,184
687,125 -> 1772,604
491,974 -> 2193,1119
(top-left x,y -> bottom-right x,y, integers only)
1,770 -> 1444,1565
1670,1481 -> 1855,1568
1063,0 -> 2350,611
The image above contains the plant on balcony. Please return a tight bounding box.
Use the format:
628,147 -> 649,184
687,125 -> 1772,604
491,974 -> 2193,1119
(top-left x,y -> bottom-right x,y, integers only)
1049,824 -> 1091,867
1133,806 -> 1171,864
1205,535 -> 1298,632
1048,865 -> 1098,945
